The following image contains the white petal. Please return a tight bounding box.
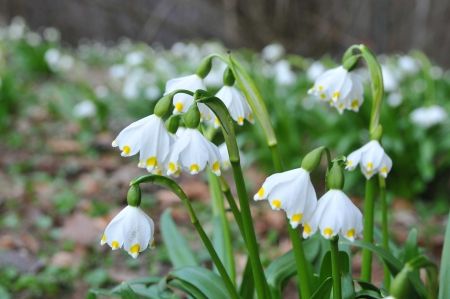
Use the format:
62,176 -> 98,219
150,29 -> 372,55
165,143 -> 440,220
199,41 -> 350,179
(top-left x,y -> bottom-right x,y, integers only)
113,115 -> 154,156
253,168 -> 301,200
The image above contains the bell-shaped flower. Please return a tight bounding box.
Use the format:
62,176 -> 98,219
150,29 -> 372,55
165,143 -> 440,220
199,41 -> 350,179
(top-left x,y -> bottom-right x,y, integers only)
112,114 -> 172,173
101,205 -> 155,258
345,140 -> 392,179
410,105 -> 447,128
164,74 -> 206,114
211,86 -> 253,127
302,189 -> 362,241
253,168 -> 317,228
308,66 -> 364,113
166,128 -> 221,176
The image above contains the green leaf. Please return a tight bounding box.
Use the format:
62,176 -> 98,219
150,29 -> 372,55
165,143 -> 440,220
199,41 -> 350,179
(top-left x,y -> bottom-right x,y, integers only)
355,289 -> 383,298
403,228 -> 419,263
239,259 -> 254,298
310,277 -> 333,299
160,209 -> 198,268
168,267 -> 230,299
438,212 -> 450,299
342,273 -> 355,299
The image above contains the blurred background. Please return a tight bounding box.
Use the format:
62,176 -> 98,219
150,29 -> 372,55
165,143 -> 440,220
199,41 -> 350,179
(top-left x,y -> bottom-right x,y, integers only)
0,1 -> 449,298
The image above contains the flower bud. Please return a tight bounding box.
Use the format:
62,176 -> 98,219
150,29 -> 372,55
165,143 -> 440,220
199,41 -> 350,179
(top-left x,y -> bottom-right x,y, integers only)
154,94 -> 172,117
301,146 -> 325,172
183,103 -> 201,128
390,265 -> 414,299
196,57 -> 213,79
342,54 -> 360,71
127,184 -> 141,207
165,114 -> 180,134
223,67 -> 235,86
327,161 -> 345,190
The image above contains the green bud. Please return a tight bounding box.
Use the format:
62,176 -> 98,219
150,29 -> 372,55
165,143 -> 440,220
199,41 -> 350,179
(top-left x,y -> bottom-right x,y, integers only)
326,161 -> 345,190
127,184 -> 141,207
342,46 -> 361,71
154,94 -> 173,117
301,146 -> 325,172
196,57 -> 213,79
390,265 -> 414,299
183,103 -> 201,128
223,67 -> 235,86
165,114 -> 180,134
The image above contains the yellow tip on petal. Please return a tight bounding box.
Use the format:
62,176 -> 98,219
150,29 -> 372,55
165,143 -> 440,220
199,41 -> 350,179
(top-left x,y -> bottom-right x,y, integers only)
212,161 -> 220,174
101,234 -> 107,245
190,163 -> 200,174
146,156 -> 158,168
130,243 -> 140,254
271,199 -> 281,209
237,116 -> 244,125
175,102 -> 184,112
291,213 -> 303,223
323,227 -> 333,238
318,85 -> 324,91
248,113 -> 254,123
366,162 -> 374,171
320,93 -> 327,99
380,166 -> 388,174
256,187 -> 265,199
346,228 -> 355,239
168,162 -> 177,173
303,223 -> 312,236
351,99 -> 359,110
112,140 -> 118,147
122,145 -> 131,155
332,91 -> 340,100
346,160 -> 353,167
111,240 -> 120,250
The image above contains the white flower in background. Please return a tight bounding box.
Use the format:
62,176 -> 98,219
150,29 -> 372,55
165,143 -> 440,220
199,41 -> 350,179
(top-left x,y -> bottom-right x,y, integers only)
262,43 -> 285,62
109,64 -> 128,79
58,54 -> 74,71
25,32 -> 42,47
45,49 -> 60,67
273,60 -> 296,85
306,61 -> 326,81
164,74 -> 206,114
308,66 -> 364,113
410,105 -> 447,128
381,65 -> 399,92
145,86 -> 161,100
95,85 -> 109,98
218,143 -> 231,170
211,86 -> 253,127
430,66 -> 444,79
303,189 -> 362,241
101,205 -> 154,258
73,100 -> 96,118
387,92 -> 403,107
112,115 -> 172,173
346,140 -> 392,179
8,16 -> 26,40
398,55 -> 420,75
254,168 -> 317,228
125,51 -> 145,66
166,128 -> 221,176
45,49 -> 73,72
43,27 -> 60,42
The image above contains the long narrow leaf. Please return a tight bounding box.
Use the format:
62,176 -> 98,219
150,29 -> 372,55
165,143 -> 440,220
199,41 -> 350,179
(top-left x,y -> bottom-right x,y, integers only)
438,212 -> 450,299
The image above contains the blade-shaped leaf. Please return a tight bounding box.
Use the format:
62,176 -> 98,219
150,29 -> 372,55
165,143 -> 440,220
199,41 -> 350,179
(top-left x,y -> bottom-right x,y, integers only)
239,258 -> 254,299
310,277 -> 333,299
168,266 -> 231,299
161,209 -> 198,268
438,212 -> 450,299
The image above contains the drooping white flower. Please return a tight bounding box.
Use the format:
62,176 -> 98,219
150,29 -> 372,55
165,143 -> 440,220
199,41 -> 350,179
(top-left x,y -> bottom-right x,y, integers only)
262,43 -> 285,62
410,105 -> 447,128
308,66 -> 364,113
166,128 -> 221,176
346,140 -> 392,179
254,168 -> 317,228
273,60 -> 296,85
302,189 -> 362,241
164,74 -> 205,114
112,114 -> 173,173
210,86 -> 253,127
101,205 -> 154,258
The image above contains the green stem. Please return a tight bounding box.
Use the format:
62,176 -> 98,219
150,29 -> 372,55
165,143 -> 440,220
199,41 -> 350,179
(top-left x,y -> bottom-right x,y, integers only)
330,237 -> 342,299
361,178 -> 377,281
269,144 -> 283,171
379,176 -> 390,289
220,177 -> 245,240
288,226 -> 312,299
208,170 -> 236,284
231,161 -> 269,299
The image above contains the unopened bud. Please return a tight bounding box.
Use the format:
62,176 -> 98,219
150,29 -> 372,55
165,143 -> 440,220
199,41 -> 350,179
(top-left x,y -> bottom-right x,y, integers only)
127,184 -> 141,207
165,115 -> 180,134
183,103 -> 201,128
327,161 -> 345,190
301,146 -> 325,172
223,68 -> 235,86
154,94 -> 172,117
196,57 -> 213,79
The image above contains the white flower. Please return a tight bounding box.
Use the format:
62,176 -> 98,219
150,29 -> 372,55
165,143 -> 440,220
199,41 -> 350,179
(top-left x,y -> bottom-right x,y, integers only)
273,60 -> 296,85
101,206 -> 154,258
387,92 -> 403,107
306,61 -> 326,81
211,86 -> 253,127
164,74 -> 205,114
73,100 -> 96,118
125,51 -> 145,66
398,55 -> 419,75
410,105 -> 447,128
346,140 -> 392,179
253,168 -> 317,228
381,65 -> 399,92
219,143 -> 231,170
166,128 -> 221,176
112,115 -> 173,173
262,43 -> 285,62
303,189 -> 362,241
308,66 -> 364,113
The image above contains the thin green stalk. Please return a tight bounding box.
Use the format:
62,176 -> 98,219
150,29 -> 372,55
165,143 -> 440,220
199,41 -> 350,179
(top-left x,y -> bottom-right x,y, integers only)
269,144 -> 283,171
330,237 -> 342,299
379,176 -> 390,289
288,226 -> 312,299
208,170 -> 236,284
231,161 -> 269,299
220,177 -> 245,239
361,178 -> 377,281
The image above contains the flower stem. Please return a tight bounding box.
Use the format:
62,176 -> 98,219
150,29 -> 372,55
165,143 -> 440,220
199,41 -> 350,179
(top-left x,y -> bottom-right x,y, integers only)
330,236 -> 342,299
220,177 -> 245,240
288,226 -> 312,299
379,176 -> 390,289
361,177 -> 377,281
208,170 -> 236,284
231,161 -> 270,299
